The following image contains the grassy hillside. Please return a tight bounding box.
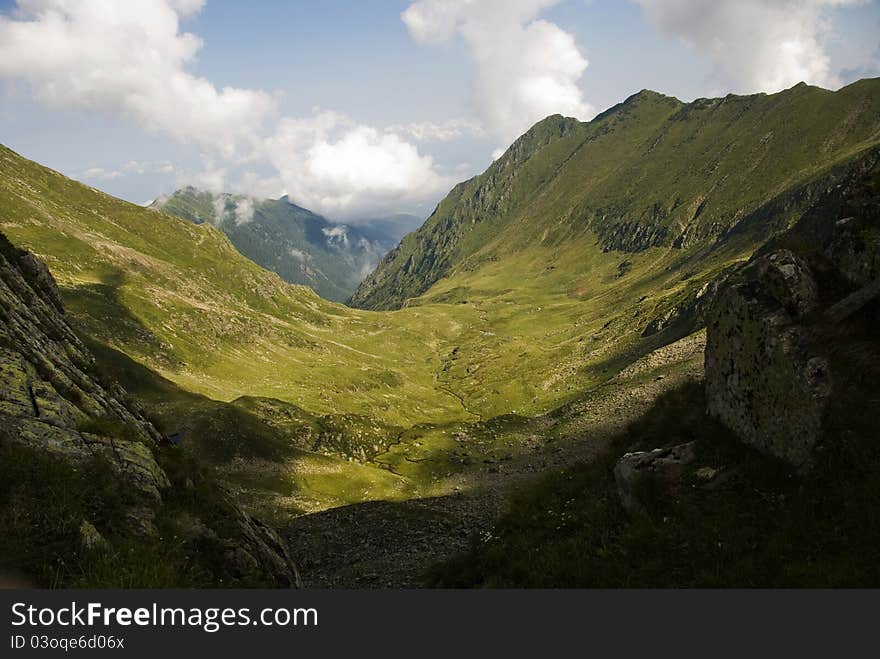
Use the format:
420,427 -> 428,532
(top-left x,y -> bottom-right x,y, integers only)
433,163 -> 880,587
0,145 -> 469,427
352,79 -> 880,310
152,188 -> 398,302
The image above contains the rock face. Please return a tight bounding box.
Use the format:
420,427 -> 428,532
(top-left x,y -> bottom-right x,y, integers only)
0,231 -> 300,587
704,164 -> 880,472
641,280 -> 720,338
0,232 -> 169,499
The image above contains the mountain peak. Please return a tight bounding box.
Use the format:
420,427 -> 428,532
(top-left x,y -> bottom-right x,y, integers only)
591,88 -> 683,124
627,88 -> 678,103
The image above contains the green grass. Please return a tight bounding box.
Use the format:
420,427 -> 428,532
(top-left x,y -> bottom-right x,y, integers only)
0,143 -> 475,428
0,139 -> 723,510
0,441 -> 222,588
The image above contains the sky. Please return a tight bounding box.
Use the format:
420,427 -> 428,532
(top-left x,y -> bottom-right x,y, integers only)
0,0 -> 878,223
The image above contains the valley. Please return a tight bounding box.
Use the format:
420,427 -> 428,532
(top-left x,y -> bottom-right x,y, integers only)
1,78 -> 879,587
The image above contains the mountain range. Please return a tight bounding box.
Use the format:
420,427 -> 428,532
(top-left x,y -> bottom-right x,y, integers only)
151,187 -> 422,302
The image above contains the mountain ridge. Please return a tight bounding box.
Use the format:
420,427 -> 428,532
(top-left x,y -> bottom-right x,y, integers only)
351,78 -> 880,310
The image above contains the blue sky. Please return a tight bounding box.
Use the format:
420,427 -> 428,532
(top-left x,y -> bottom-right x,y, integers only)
1,0 -> 878,221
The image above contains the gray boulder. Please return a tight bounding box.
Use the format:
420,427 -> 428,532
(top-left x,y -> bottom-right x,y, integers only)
704,250 -> 829,472
614,442 -> 697,515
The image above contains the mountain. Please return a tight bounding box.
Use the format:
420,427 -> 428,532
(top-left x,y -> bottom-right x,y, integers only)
351,79 -> 880,310
0,140 -> 497,522
354,213 -> 425,244
151,188 -> 403,302
432,155 -> 880,588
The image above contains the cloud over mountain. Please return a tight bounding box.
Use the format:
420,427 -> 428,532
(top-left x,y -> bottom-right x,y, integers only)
0,0 -> 451,220
262,112 -> 453,220
1,0 -> 873,221
402,0 -> 595,144
634,0 -> 866,93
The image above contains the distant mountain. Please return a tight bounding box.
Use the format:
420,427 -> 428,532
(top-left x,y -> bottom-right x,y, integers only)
354,213 -> 425,244
351,79 -> 880,310
151,188 -> 411,302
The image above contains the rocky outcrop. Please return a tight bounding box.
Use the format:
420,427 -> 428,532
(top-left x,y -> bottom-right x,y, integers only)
0,231 -> 300,587
225,507 -> 302,588
705,250 -> 830,471
0,232 -> 169,499
641,280 -> 720,338
704,164 -> 880,472
826,215 -> 880,288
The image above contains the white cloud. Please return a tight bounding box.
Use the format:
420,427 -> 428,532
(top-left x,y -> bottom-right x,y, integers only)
288,247 -> 310,262
178,164 -> 226,193
633,0 -> 866,94
207,194 -> 253,224
82,159 -> 175,180
211,196 -> 227,223
262,112 -> 453,220
402,0 -> 594,144
0,1 -> 546,220
0,0 -> 275,158
232,197 -> 255,225
322,225 -> 350,248
83,166 -> 122,180
386,118 -> 485,142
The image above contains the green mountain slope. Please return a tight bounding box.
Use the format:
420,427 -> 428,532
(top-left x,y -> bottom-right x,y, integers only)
351,79 -> 880,310
0,144 -> 468,428
152,188 -> 400,302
